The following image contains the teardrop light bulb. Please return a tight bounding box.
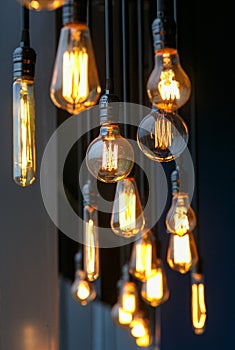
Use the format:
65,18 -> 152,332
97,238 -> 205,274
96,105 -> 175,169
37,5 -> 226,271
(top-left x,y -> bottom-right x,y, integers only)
50,1 -> 101,114
71,269 -> 96,306
166,192 -> 197,236
141,258 -> 169,307
18,0 -> 66,11
137,108 -> 188,162
129,230 -> 157,282
110,177 -> 145,237
167,232 -> 198,274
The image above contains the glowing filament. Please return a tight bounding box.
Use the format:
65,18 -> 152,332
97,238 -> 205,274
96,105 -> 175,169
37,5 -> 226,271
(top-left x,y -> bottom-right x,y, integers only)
173,206 -> 190,236
102,142 -> 118,171
118,308 -> 132,325
122,294 -> 136,314
62,49 -> 89,105
85,219 -> 96,276
174,234 -> 191,264
19,85 -> 33,183
119,191 -> 136,231
136,243 -> 152,276
158,68 -> 180,102
76,280 -> 90,300
192,283 -> 207,333
146,271 -> 163,300
154,116 -> 172,149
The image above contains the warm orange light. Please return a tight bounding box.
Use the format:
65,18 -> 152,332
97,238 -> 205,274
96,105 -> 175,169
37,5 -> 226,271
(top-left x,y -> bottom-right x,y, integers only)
119,190 -> 136,231
118,308 -> 133,325
130,313 -> 149,339
154,113 -> 172,149
192,282 -> 207,334
101,141 -> 118,172
174,234 -> 191,264
76,280 -> 90,301
136,333 -> 152,347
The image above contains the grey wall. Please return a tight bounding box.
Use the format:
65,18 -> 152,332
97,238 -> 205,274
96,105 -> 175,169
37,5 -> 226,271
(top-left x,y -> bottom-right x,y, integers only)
0,2 -> 59,350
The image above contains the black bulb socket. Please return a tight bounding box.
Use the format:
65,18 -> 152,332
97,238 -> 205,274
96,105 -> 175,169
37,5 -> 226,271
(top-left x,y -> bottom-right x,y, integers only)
62,0 -> 88,25
152,12 -> 176,50
13,44 -> 36,79
99,90 -> 120,125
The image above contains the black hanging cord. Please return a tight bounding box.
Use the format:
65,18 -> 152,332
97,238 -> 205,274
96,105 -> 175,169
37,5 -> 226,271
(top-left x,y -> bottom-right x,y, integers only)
21,5 -> 30,47
156,0 -> 174,16
105,0 -> 113,92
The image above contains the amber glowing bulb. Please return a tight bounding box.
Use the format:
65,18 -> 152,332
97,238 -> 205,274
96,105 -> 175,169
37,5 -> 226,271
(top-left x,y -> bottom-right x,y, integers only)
191,270 -> 207,334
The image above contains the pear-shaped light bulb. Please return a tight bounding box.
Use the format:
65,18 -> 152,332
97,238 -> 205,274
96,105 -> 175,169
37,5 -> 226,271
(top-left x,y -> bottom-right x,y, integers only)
18,0 -> 66,10
110,177 -> 145,237
167,232 -> 198,274
191,272 -> 207,335
137,108 -> 188,163
141,258 -> 169,307
86,123 -> 134,183
129,230 -> 157,282
166,192 -> 197,236
71,269 -> 96,306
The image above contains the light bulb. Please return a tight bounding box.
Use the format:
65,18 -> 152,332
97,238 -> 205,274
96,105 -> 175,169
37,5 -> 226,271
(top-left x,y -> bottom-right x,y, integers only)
71,269 -> 96,306
147,47 -> 191,111
167,232 -> 198,274
141,258 -> 169,307
130,312 -> 149,339
166,192 -> 197,236
129,230 -> 157,282
137,108 -> 188,162
110,177 -> 145,237
86,123 -> 134,183
50,1 -> 101,114
83,206 -> 99,281
191,272 -> 207,335
119,281 -> 138,314
111,303 -> 133,328
18,0 -> 66,11
135,332 -> 152,348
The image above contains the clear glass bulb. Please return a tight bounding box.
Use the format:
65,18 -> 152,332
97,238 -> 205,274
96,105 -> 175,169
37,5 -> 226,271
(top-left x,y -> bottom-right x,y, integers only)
167,232 -> 198,274
71,270 -> 96,306
166,192 -> 197,236
147,48 -> 191,112
111,302 -> 133,328
130,312 -> 150,339
86,124 -> 134,183
141,258 -> 169,307
13,78 -> 36,187
191,272 -> 207,335
129,230 -> 157,282
50,23 -> 101,114
18,0 -> 66,10
83,205 -> 99,281
137,108 -> 188,162
135,332 -> 152,348
110,177 -> 145,237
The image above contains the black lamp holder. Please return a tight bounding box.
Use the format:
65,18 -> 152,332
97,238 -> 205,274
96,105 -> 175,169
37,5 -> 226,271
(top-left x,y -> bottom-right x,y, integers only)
62,0 -> 88,26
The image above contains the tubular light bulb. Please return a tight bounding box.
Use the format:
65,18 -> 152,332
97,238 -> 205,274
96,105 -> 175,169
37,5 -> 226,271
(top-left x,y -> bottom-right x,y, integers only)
110,177 -> 145,237
71,269 -> 96,306
166,192 -> 197,236
86,123 -> 134,183
137,108 -> 188,162
191,272 -> 207,334
50,21 -> 101,114
111,303 -> 133,328
141,258 -> 169,307
19,0 -> 66,11
130,312 -> 149,339
147,48 -> 191,112
83,206 -> 99,281
13,79 -> 36,186
167,232 -> 198,274
129,230 -> 157,282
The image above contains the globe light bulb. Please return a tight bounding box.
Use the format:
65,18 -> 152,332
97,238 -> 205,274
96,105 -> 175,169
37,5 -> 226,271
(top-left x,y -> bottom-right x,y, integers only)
166,192 -> 197,236
129,230 -> 157,282
167,232 -> 198,274
50,0 -> 101,114
137,108 -> 188,163
18,0 -> 66,11
13,16 -> 36,187
110,177 -> 145,237
130,312 -> 150,339
147,16 -> 191,112
141,258 -> 169,307
86,92 -> 134,183
71,269 -> 96,306
191,272 -> 207,335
